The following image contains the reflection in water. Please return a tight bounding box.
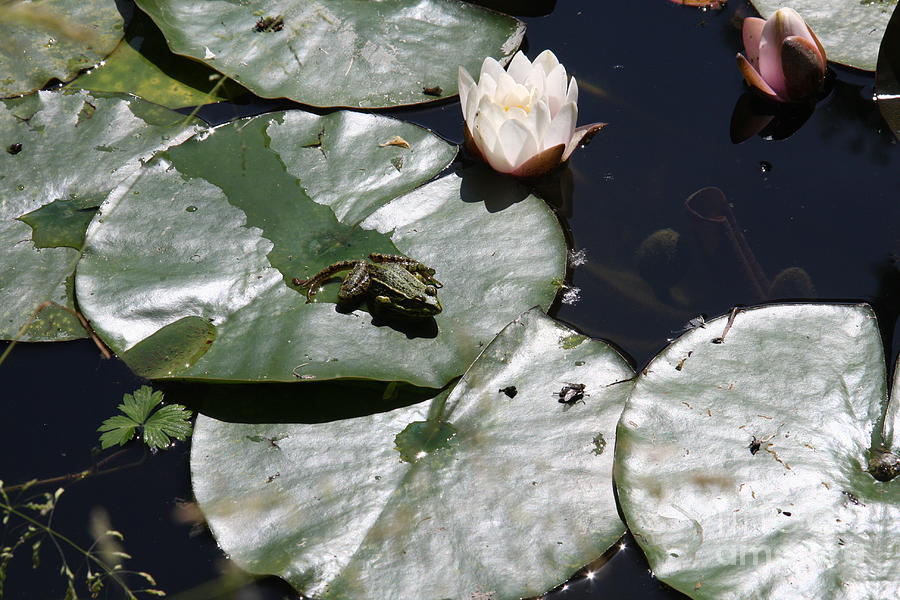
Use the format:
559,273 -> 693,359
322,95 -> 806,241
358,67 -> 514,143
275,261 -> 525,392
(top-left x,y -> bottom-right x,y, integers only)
818,72 -> 898,166
543,533 -> 689,600
685,186 -> 770,300
730,92 -> 814,143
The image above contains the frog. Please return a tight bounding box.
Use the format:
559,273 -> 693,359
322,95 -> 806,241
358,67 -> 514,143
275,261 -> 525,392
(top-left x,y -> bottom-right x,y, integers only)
292,253 -> 442,318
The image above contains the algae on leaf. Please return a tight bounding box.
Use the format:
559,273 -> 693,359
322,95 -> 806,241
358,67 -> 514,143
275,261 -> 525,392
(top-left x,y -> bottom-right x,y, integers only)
71,8 -> 248,109
191,308 -> 633,600
0,90 -> 203,341
615,303 -> 900,600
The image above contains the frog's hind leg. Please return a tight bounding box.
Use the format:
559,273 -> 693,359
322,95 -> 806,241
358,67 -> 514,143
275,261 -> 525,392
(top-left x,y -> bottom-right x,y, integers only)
292,260 -> 362,302
368,253 -> 442,288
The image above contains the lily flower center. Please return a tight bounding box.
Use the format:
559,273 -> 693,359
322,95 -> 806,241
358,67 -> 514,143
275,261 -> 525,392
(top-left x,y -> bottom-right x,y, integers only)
502,102 -> 531,113
496,83 -> 536,116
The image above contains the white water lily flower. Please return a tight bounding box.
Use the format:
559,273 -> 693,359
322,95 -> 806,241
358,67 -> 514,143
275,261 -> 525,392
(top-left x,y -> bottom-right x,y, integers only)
458,50 -> 605,178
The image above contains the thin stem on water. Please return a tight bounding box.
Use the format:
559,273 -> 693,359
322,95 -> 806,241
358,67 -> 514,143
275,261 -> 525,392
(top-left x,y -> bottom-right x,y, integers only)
2,447 -> 145,494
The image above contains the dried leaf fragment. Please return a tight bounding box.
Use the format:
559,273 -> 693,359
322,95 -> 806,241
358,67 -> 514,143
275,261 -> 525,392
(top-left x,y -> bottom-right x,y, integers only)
379,136 -> 411,149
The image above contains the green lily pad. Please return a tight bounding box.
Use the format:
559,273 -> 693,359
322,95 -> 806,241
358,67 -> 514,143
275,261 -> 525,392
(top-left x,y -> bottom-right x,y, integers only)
876,2 -> 900,139
750,1 -> 896,71
0,90 -> 203,341
72,8 -> 247,109
76,110 -> 566,386
133,0 -> 525,107
191,308 -> 633,599
615,304 -> 900,599
0,0 -> 124,97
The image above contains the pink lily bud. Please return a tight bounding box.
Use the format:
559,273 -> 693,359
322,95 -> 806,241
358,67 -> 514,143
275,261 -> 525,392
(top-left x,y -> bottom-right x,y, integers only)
458,50 -> 605,178
736,8 -> 827,103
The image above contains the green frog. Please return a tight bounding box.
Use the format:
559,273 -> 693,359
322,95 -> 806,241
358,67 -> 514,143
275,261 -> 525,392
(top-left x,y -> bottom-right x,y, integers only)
292,253 -> 442,318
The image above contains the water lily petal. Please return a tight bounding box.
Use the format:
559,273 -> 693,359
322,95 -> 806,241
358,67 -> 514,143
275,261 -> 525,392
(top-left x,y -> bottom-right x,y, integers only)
511,144 -> 565,178
545,64 -> 568,116
758,13 -> 791,98
758,40 -> 787,99
476,72 -> 497,108
775,7 -> 817,47
458,66 -> 476,118
565,76 -> 578,107
532,49 -> 561,76
472,115 -> 505,171
742,17 -> 766,70
477,96 -> 507,133
483,119 -> 531,173
563,122 -> 606,161
464,83 -> 481,127
495,71 -> 518,105
524,68 -> 546,99
545,101 -> 576,149
505,106 -> 529,123
532,100 -> 552,149
508,82 -> 533,110
506,51 -> 533,84
736,53 -> 781,102
499,118 -> 539,170
463,124 -> 486,163
781,35 -> 826,101
479,56 -> 505,83
473,116 -> 499,157
806,24 -> 827,67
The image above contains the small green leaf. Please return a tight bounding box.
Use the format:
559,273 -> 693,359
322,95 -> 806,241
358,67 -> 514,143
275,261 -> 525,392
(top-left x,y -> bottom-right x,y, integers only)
143,404 -> 194,450
119,386 -> 164,424
97,415 -> 139,449
98,386 -> 193,450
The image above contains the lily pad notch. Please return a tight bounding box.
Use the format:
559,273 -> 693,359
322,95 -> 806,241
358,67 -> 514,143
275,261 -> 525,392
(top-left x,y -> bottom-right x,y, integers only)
615,303 -> 900,600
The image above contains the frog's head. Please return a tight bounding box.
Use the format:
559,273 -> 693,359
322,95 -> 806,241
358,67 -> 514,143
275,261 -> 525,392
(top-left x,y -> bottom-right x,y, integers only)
373,286 -> 442,318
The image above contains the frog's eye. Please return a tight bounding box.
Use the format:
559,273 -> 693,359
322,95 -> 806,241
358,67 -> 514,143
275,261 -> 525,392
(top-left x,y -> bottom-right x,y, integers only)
424,285 -> 437,296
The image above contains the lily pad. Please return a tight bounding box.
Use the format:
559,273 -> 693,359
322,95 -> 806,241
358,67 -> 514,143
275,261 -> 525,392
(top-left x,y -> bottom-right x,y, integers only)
191,308 -> 633,599
615,304 -> 900,599
750,1 -> 896,71
72,8 -> 247,109
133,0 -> 525,107
76,110 -> 566,386
0,0 -> 124,97
0,90 -> 202,341
876,1 -> 900,139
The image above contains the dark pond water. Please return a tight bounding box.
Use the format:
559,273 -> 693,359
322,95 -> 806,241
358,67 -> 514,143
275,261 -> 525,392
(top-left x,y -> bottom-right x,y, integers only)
2,0 -> 898,598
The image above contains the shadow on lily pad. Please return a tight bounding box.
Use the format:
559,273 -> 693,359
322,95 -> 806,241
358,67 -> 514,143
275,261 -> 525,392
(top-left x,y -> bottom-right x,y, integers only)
162,378 -> 447,425
459,165 -> 532,212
